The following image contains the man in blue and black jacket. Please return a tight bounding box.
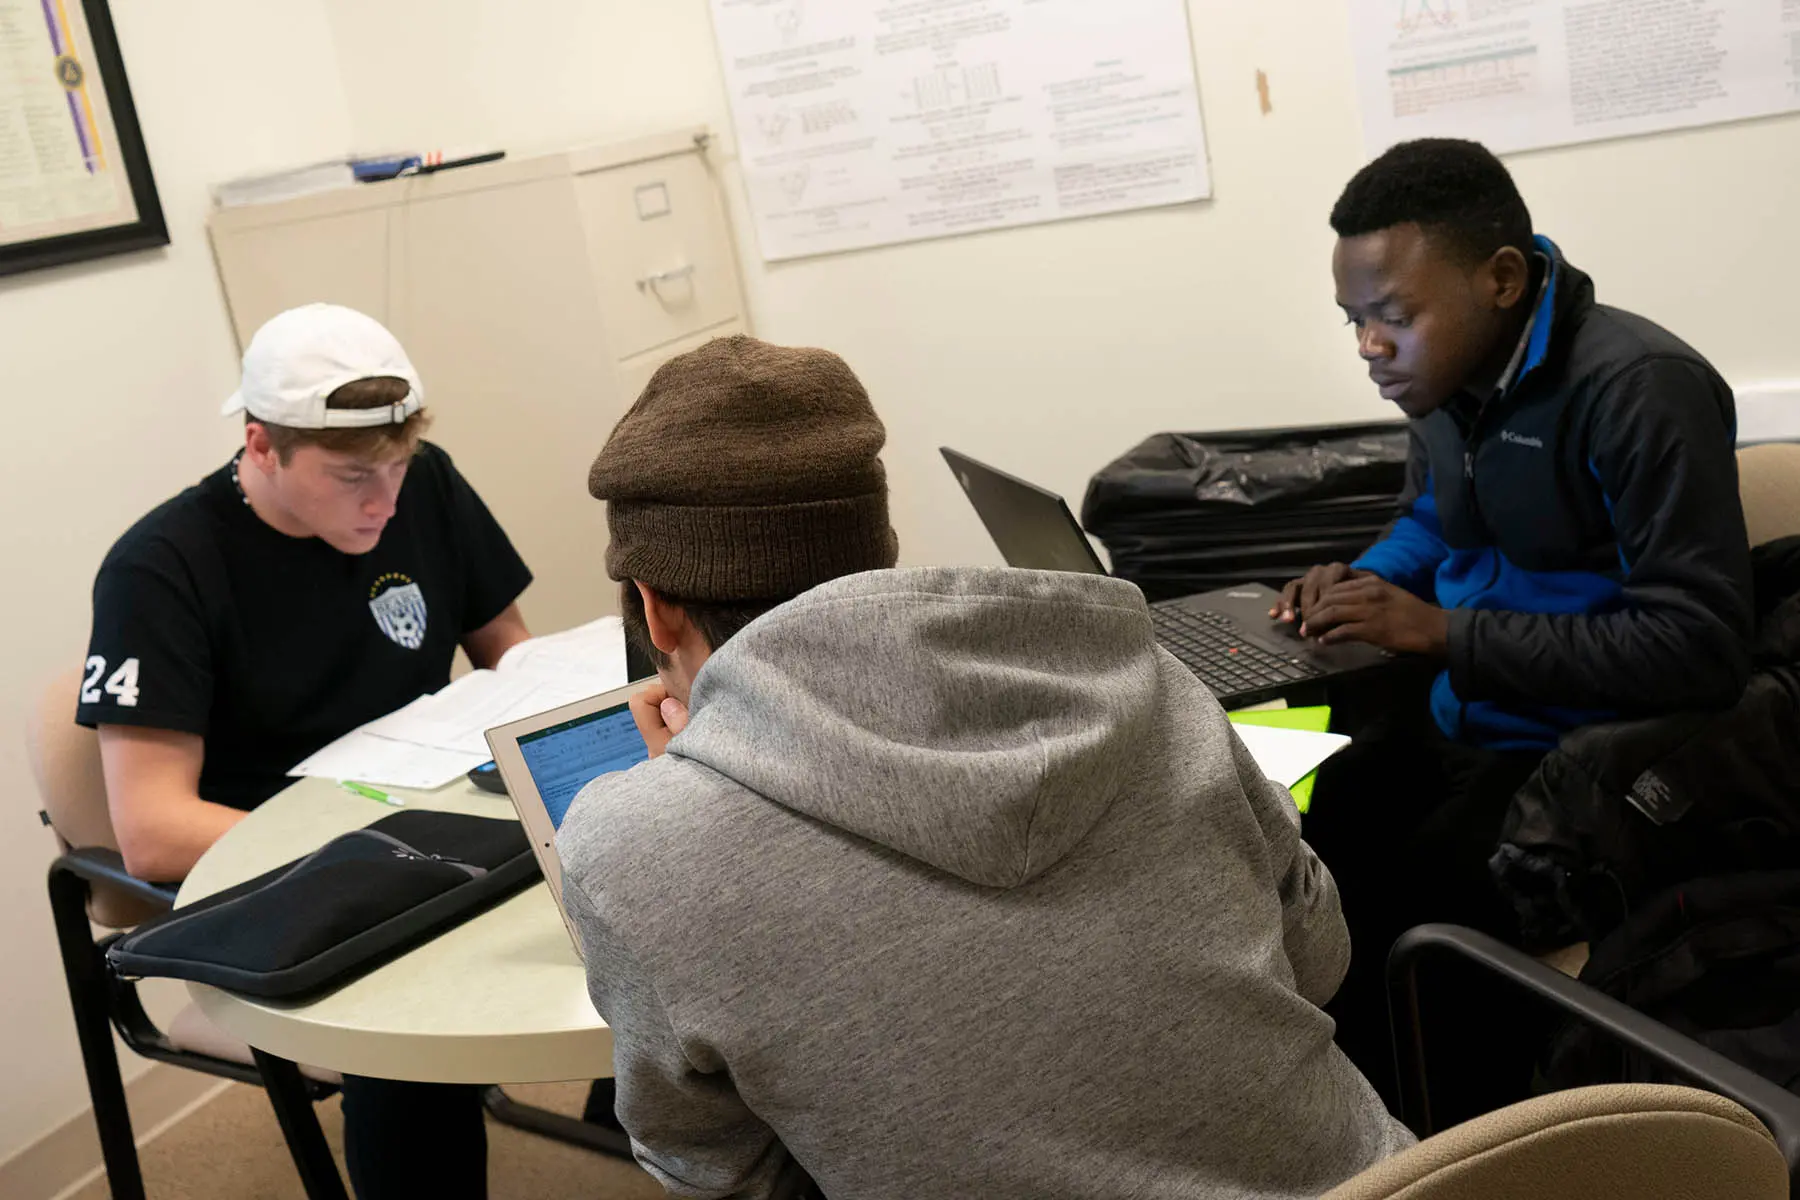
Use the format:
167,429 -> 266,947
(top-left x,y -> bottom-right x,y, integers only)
1283,138 -> 1753,1108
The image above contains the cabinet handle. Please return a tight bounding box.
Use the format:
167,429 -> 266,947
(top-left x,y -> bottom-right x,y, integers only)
636,264 -> 697,300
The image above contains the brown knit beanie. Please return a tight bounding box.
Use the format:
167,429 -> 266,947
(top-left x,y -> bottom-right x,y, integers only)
588,335 -> 899,602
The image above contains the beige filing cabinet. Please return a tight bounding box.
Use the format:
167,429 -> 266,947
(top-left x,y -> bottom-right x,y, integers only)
208,128 -> 749,633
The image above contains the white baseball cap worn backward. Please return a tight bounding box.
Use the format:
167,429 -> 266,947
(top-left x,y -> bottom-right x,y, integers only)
221,303 -> 425,429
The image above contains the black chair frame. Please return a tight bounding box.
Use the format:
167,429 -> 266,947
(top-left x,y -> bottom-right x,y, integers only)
1388,923 -> 1800,1188
47,842 -> 338,1200
49,834 -> 634,1198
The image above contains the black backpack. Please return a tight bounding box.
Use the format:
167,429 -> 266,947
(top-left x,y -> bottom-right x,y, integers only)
1493,537 -> 1800,950
1545,870 -> 1800,1093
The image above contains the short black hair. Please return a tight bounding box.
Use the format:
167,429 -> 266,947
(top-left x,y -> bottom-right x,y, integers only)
1330,138 -> 1533,266
619,581 -> 784,671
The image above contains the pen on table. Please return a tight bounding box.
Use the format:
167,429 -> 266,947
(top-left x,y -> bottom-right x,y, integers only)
340,780 -> 405,807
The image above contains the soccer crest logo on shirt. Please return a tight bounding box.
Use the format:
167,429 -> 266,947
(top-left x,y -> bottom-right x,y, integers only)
369,573 -> 428,650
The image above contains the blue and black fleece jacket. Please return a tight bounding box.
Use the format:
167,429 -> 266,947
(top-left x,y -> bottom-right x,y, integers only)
1353,237 -> 1753,750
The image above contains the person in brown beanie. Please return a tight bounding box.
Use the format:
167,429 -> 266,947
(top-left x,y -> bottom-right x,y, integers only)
588,334 -> 898,751
556,335 -> 1407,1200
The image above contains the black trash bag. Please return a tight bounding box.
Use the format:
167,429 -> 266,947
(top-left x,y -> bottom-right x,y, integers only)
1080,424 -> 1409,600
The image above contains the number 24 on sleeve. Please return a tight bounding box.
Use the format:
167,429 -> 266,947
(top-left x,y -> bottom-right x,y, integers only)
81,656 -> 141,707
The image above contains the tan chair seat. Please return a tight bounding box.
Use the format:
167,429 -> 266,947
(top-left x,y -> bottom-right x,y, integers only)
27,667 -> 170,928
1537,942 -> 1590,979
1739,442 -> 1800,550
1325,1083 -> 1784,1199
165,1003 -> 341,1086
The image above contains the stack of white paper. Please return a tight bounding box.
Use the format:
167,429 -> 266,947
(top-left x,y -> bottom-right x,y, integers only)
1231,724 -> 1351,789
286,731 -> 491,792
211,160 -> 358,208
289,617 -> 631,790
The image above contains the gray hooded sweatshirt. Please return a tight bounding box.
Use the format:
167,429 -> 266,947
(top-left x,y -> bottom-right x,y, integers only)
557,567 -> 1412,1200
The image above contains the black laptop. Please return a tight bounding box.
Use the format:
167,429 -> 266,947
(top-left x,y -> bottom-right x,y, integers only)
941,448 -> 1391,707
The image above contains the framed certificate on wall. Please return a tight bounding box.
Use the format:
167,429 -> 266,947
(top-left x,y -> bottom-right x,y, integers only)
0,0 -> 167,278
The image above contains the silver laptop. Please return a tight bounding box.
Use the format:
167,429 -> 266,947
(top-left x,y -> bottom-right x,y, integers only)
485,680 -> 653,950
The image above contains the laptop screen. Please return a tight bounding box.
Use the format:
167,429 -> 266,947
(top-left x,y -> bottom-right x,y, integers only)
940,448 -> 1108,575
514,699 -> 651,830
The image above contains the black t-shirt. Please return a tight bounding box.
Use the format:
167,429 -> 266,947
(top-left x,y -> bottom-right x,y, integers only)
77,442 -> 532,809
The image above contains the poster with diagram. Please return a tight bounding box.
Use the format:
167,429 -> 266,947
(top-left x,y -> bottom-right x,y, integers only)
708,0 -> 1212,261
1349,0 -> 1800,156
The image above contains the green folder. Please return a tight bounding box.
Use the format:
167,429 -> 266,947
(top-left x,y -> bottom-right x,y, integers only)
1227,706 -> 1332,813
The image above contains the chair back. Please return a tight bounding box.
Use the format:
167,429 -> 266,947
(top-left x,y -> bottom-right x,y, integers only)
1324,1083 -> 1786,1199
1740,443 -> 1800,549
26,666 -> 162,927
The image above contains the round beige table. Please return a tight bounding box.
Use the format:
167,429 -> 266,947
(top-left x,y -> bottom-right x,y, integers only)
177,774 -> 617,1197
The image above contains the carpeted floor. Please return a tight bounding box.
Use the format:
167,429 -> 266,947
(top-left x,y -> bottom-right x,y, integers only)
71,1080 -> 664,1199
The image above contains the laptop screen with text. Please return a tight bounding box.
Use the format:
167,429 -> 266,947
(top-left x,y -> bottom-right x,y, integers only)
514,700 -> 650,829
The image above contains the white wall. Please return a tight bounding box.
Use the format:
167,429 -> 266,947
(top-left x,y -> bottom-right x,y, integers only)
0,0 -> 354,1171
323,0 -> 1800,567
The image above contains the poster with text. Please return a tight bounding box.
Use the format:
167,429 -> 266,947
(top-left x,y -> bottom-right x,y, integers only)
710,0 -> 1212,261
1350,0 -> 1800,156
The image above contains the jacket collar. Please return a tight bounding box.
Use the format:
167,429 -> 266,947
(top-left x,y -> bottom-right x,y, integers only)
1506,234 -> 1564,394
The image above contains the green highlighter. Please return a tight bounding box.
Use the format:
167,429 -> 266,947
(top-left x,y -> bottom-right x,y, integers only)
1227,706 -> 1332,813
340,780 -> 406,807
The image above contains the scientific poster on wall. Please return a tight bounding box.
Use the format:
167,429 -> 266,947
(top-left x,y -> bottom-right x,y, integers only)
709,0 -> 1212,261
1350,0 -> 1800,156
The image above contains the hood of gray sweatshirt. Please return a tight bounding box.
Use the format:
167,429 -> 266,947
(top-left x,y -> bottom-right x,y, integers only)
557,567 -> 1412,1200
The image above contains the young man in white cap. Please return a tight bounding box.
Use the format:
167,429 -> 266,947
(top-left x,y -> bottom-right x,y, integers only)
77,303 -> 533,1198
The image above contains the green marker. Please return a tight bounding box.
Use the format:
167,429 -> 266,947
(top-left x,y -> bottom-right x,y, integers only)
340,780 -> 405,807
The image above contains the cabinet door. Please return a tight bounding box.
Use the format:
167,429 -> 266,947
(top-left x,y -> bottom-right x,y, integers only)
393,176 -> 623,630
210,208 -> 393,347
576,153 -> 743,362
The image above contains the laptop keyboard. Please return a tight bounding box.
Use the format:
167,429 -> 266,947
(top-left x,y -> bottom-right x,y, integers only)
1150,605 -> 1324,698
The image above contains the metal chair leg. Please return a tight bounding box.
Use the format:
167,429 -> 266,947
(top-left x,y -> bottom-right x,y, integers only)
49,865 -> 146,1200
482,1086 -> 826,1197
253,1049 -> 349,1200
481,1084 -> 634,1157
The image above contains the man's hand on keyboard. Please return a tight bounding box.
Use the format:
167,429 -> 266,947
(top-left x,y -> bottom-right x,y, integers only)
1273,563 -> 1368,625
1301,575 -> 1449,657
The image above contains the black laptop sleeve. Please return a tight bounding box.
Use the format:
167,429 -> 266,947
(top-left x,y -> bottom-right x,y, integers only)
107,810 -> 540,1000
